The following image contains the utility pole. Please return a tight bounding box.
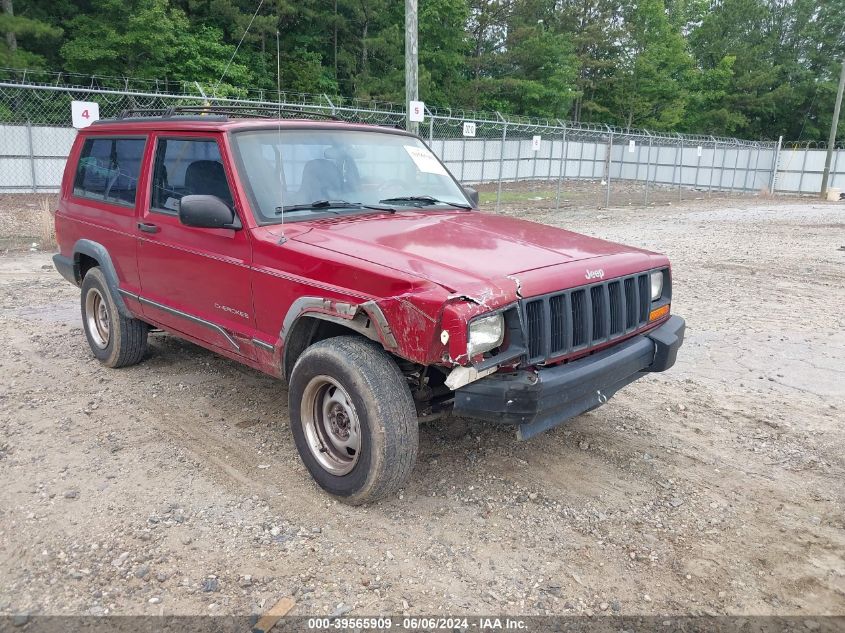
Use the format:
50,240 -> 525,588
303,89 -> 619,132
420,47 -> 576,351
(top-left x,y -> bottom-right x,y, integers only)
405,0 -> 419,134
2,0 -> 18,53
821,59 -> 845,197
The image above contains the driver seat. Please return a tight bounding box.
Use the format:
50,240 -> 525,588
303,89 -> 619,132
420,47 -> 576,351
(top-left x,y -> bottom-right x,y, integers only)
298,159 -> 342,202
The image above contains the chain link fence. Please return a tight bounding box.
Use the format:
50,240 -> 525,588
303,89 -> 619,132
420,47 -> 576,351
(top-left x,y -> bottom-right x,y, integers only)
771,141 -> 845,195
2,67 -> 834,209
425,114 -> 784,210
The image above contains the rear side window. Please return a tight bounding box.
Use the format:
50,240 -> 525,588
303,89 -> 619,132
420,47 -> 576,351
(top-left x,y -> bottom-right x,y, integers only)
73,137 -> 146,206
151,138 -> 233,213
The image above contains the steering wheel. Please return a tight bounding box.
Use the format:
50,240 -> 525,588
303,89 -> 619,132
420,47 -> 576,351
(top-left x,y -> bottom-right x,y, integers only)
378,179 -> 409,198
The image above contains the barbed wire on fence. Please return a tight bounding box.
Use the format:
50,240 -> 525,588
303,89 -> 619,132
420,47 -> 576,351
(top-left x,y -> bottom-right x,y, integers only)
0,67 -> 781,147
0,66 -> 405,116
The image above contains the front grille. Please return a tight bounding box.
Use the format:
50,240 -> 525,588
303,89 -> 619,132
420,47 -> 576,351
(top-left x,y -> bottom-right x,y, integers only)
521,272 -> 653,364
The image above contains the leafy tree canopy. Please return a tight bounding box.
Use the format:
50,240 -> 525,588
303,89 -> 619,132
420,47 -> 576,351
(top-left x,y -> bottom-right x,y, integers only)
1,0 -> 843,140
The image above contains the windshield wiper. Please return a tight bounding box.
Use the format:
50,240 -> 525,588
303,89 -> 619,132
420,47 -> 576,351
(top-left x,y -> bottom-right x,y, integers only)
275,200 -> 395,214
378,195 -> 472,210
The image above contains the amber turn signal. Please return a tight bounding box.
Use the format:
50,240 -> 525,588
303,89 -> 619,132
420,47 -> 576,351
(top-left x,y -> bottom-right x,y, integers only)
649,304 -> 670,322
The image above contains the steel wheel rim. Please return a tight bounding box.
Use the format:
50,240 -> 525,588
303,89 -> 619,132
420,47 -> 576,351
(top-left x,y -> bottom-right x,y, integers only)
300,375 -> 361,476
85,288 -> 110,349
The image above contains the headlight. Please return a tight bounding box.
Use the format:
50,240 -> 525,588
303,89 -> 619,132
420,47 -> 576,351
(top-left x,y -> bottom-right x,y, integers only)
650,270 -> 664,301
467,313 -> 505,358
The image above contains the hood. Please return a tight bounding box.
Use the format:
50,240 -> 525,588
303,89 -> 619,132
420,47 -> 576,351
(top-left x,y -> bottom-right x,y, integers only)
291,210 -> 657,293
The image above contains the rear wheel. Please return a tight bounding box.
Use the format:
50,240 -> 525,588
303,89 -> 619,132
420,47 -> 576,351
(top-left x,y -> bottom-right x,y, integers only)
80,267 -> 148,368
288,336 -> 418,504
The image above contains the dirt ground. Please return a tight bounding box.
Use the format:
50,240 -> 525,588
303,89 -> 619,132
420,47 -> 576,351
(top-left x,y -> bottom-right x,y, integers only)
0,191 -> 843,620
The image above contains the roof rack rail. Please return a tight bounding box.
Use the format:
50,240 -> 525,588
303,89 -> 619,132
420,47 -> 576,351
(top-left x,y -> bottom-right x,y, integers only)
111,104 -> 339,121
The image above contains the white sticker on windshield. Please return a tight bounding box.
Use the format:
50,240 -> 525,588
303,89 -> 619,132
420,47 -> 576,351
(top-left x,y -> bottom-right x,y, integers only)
404,145 -> 448,176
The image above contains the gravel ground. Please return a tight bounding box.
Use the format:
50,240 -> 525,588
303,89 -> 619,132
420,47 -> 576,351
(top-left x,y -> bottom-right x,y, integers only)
0,195 -> 843,620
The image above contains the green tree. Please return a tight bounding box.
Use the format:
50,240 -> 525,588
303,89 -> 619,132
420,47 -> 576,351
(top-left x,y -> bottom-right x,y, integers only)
603,0 -> 693,129
681,56 -> 747,134
2,0 -> 844,141
61,0 -> 251,90
687,0 -> 845,139
557,0 -> 622,123
467,0 -> 578,117
0,0 -> 62,67
419,0 -> 469,106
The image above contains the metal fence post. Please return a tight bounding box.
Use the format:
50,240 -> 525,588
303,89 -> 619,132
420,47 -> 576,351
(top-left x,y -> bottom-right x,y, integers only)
729,140 -> 741,194
460,122 -> 468,182
618,134 -> 628,188
709,138 -> 718,197
717,139 -> 728,195
694,140 -> 703,192
769,136 -> 782,194
605,132 -> 613,207
644,135 -> 653,205
678,137 -> 684,202
322,93 -> 337,117
555,126 -> 567,211
635,134 -> 643,182
481,132 -> 488,185
670,136 -> 680,201
797,143 -> 810,195
495,121 -> 507,213
26,120 -> 37,193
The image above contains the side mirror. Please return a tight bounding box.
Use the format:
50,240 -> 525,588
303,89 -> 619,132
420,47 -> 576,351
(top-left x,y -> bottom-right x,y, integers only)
462,186 -> 480,207
178,195 -> 240,230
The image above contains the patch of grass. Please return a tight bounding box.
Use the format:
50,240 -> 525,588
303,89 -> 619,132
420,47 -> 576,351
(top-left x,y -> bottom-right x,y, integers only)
39,197 -> 56,250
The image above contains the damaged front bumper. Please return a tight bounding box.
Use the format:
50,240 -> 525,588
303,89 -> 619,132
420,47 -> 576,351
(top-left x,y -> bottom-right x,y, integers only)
452,315 -> 685,440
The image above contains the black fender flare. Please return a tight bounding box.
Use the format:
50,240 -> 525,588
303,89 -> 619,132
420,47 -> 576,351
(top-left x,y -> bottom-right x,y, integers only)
73,239 -> 133,318
279,297 -> 397,381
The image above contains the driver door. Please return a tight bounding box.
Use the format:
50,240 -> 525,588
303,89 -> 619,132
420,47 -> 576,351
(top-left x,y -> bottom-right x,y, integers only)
136,133 -> 256,357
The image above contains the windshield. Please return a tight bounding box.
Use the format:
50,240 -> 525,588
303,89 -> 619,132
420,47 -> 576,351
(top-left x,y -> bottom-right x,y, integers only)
230,129 -> 470,222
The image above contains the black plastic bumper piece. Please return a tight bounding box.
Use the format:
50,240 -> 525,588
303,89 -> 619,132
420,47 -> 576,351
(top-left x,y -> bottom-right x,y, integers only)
453,315 -> 686,440
53,254 -> 77,286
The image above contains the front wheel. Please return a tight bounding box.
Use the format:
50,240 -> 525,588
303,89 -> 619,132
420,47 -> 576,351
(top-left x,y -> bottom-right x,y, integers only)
288,336 -> 418,504
80,267 -> 148,368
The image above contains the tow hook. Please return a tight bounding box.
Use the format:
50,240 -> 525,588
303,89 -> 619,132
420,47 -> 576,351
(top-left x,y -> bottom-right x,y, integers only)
596,390 -> 608,404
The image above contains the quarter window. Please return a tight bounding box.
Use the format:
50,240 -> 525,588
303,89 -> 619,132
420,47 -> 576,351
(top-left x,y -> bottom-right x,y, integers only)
151,138 -> 233,213
73,137 -> 146,206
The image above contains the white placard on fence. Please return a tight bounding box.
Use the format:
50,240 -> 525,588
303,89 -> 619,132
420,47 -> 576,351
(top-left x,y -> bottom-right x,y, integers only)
409,100 -> 425,122
71,101 -> 99,129
697,145 -> 703,157
628,140 -> 636,153
463,122 -> 476,137
532,135 -> 542,151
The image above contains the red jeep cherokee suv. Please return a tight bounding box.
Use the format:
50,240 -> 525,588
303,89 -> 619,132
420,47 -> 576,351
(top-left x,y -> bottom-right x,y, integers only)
53,109 -> 685,504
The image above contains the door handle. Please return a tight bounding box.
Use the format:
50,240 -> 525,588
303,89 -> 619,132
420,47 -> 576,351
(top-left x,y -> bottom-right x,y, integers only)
138,222 -> 160,234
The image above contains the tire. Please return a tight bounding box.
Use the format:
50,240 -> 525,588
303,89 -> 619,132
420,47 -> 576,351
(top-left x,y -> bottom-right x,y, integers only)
288,336 -> 419,504
80,267 -> 148,368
